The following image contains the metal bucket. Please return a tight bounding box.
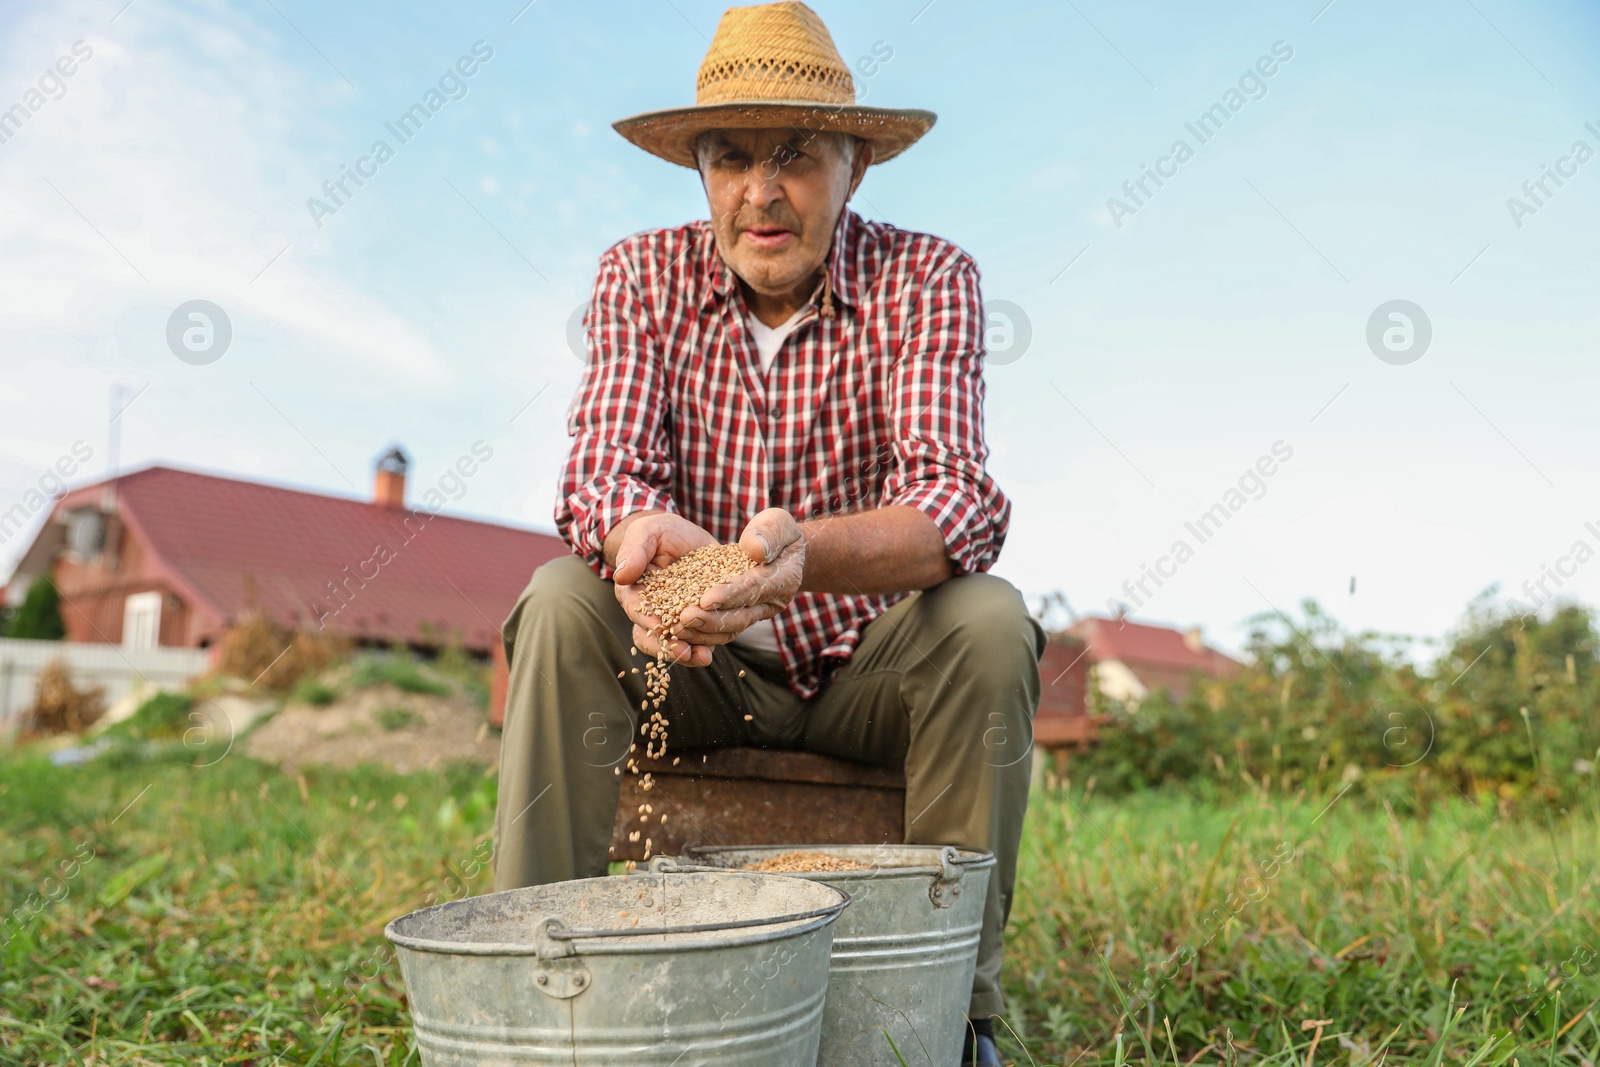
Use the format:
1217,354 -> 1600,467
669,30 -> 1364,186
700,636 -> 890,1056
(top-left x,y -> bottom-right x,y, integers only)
384,870 -> 848,1065
676,844 -> 995,1066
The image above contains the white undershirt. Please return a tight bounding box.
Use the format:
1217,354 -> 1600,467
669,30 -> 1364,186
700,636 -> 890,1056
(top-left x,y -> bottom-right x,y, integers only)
745,306 -> 808,374
730,307 -> 807,654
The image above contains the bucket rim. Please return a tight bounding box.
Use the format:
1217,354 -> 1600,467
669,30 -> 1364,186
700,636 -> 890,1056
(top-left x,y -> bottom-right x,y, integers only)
383,872 -> 849,957
679,843 -> 998,879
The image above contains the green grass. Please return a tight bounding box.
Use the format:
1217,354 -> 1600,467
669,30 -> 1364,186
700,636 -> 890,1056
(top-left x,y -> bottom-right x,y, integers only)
0,747 -> 494,1067
97,691 -> 195,742
348,654 -> 451,698
289,677 -> 340,707
1,747 -> 1597,1066
1003,777 -> 1600,1065
373,706 -> 419,732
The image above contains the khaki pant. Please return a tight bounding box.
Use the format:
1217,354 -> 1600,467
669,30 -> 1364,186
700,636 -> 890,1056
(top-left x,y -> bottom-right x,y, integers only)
493,554 -> 1045,1017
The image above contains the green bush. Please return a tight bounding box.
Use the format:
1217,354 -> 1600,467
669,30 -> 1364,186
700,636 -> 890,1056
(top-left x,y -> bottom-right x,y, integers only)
1074,594 -> 1600,812
349,647 -> 451,697
374,706 -> 419,731
100,691 -> 194,741
433,639 -> 489,709
4,575 -> 65,640
289,676 -> 339,706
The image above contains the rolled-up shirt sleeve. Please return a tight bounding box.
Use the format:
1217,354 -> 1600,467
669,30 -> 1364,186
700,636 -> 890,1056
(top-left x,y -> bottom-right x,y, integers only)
555,249 -> 678,579
881,251 -> 1010,575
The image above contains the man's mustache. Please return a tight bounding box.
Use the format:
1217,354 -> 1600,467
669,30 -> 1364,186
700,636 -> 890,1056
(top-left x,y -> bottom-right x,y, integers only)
734,210 -> 801,233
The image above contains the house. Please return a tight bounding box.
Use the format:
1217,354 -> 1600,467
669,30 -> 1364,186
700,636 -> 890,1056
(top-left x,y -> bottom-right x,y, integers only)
6,445 -> 1100,743
1031,633 -> 1095,751
1065,615 -> 1239,704
2,449 -> 568,655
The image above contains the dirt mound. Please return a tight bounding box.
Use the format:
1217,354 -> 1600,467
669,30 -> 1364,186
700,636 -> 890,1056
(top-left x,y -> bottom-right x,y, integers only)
245,683 -> 498,774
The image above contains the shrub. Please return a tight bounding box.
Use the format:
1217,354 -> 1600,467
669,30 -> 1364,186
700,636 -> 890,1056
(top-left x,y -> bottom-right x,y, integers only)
350,646 -> 450,697
23,659 -> 104,735
433,636 -> 488,707
1072,594 -> 1600,811
100,691 -> 194,741
375,706 -> 420,731
5,576 -> 66,641
290,677 -> 339,706
210,612 -> 349,691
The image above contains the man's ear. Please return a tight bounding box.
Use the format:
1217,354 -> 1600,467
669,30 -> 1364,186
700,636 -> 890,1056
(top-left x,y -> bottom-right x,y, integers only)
846,139 -> 874,200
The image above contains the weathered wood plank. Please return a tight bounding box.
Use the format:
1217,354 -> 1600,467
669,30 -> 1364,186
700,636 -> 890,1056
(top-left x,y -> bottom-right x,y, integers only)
610,748 -> 904,862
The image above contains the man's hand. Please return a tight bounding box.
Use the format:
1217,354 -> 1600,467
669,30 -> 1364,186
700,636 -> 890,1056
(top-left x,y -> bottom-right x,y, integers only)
677,508 -> 806,644
609,511 -> 719,667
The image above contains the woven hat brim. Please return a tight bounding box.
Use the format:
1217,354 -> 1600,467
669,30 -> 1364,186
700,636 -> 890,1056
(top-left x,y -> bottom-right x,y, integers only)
613,101 -> 936,169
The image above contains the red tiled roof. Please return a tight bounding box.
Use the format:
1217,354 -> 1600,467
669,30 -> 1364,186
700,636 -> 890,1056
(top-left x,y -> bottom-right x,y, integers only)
1036,636 -> 1090,720
1065,616 -> 1238,676
60,465 -> 567,652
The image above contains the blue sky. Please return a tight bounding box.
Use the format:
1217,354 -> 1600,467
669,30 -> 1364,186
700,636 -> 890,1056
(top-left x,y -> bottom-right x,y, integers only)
3,0 -> 1598,656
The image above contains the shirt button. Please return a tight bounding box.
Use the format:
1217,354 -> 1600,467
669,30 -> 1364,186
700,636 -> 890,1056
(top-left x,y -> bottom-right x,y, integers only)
770,405 -> 784,419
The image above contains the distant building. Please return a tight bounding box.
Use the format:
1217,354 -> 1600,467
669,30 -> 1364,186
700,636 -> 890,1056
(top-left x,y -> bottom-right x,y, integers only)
1030,632 -> 1096,752
2,448 -> 566,655
1066,615 -> 1240,704
6,447 -> 1106,738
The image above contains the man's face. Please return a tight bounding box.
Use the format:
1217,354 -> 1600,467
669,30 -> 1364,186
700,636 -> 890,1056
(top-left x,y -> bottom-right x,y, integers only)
697,128 -> 870,300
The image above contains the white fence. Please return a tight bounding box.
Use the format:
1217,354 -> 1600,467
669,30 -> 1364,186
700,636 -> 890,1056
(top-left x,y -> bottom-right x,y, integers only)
0,638 -> 211,737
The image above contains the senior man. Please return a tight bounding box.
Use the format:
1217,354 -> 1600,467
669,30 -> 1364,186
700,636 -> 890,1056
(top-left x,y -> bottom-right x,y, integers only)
494,3 -> 1043,1061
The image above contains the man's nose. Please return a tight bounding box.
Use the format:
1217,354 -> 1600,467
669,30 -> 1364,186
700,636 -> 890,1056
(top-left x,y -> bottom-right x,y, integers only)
743,168 -> 782,209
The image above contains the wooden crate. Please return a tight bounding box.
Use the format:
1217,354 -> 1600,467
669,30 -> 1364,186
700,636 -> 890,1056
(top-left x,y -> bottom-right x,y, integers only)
611,747 -> 905,862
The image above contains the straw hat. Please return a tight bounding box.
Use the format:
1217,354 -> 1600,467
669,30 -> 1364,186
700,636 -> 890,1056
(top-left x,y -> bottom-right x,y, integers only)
613,1 -> 936,169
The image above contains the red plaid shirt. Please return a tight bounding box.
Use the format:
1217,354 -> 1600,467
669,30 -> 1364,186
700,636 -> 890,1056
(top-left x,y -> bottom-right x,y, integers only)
557,208 -> 1010,697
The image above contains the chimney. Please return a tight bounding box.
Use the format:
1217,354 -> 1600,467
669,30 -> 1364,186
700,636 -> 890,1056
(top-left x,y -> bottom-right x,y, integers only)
1183,626 -> 1203,653
373,446 -> 408,508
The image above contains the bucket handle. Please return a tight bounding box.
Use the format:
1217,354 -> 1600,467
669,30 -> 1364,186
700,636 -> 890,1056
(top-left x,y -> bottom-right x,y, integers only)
530,914 -> 591,1000
530,914 -> 575,960
929,846 -> 966,909
542,896 -> 849,941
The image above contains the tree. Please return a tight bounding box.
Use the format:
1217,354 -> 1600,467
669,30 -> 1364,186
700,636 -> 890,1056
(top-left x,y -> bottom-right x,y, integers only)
5,575 -> 66,640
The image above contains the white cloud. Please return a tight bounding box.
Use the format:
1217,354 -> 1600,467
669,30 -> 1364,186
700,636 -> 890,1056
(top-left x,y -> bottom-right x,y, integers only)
0,2 -> 452,391
0,273 -> 73,317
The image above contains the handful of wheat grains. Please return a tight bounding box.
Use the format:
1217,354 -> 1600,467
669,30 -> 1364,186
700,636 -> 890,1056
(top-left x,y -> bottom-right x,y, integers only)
621,543 -> 754,862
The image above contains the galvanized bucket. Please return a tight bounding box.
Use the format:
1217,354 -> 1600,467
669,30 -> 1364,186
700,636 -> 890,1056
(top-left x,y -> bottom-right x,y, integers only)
675,844 -> 995,1066
384,870 -> 849,1065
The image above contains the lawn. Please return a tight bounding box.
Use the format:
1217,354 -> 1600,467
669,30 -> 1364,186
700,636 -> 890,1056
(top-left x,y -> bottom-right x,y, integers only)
2,744 -> 1597,1066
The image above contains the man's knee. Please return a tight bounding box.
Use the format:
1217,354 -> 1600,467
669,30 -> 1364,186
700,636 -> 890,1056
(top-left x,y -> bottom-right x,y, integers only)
924,572 -> 1045,670
503,554 -> 615,655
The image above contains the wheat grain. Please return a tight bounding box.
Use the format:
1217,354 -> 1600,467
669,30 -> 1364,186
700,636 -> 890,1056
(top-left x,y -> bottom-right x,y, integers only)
615,544 -> 755,868
742,851 -> 872,873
